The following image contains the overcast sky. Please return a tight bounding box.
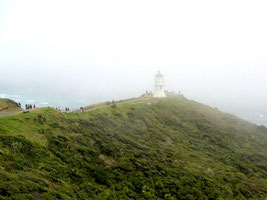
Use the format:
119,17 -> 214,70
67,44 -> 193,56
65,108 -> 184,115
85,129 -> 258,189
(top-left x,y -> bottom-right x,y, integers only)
0,0 -> 267,115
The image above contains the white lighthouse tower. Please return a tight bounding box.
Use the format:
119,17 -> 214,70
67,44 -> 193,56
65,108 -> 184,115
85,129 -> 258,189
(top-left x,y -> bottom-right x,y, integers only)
153,71 -> 166,98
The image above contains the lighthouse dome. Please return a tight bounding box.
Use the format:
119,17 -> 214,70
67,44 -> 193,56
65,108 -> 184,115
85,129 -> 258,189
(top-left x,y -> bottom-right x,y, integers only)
155,71 -> 164,85
156,71 -> 163,77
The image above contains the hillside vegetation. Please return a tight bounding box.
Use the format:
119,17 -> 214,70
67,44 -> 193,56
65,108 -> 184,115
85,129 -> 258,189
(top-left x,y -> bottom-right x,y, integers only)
0,98 -> 21,113
0,96 -> 267,199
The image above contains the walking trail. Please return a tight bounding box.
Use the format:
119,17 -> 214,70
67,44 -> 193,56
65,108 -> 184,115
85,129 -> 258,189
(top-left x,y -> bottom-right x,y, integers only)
74,97 -> 150,113
0,97 -> 152,117
0,110 -> 22,117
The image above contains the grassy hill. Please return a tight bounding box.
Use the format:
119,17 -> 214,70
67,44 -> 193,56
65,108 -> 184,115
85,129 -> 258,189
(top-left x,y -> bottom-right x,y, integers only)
0,96 -> 266,199
0,98 -> 22,113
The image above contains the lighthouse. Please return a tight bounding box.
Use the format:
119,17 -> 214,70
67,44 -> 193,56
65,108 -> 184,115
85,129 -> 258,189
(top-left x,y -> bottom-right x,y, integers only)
153,71 -> 166,98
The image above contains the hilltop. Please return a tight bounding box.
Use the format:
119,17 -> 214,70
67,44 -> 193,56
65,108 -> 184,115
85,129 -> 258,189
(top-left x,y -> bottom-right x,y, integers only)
0,96 -> 267,199
0,98 -> 22,113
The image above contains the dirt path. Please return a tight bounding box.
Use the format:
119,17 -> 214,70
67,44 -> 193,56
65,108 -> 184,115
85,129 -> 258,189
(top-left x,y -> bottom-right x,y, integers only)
84,104 -> 108,112
0,110 -> 22,117
75,97 -> 150,113
0,97 -> 152,116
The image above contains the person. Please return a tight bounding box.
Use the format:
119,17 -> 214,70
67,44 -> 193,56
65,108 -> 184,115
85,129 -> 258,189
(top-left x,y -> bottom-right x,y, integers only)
25,104 -> 28,110
34,104 -> 36,109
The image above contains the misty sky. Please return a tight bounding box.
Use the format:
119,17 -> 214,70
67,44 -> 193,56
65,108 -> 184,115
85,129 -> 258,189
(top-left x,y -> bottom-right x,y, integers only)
0,0 -> 267,122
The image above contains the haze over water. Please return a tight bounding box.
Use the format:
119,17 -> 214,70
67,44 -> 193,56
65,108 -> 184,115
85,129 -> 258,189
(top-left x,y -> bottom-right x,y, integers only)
1,0 -> 267,126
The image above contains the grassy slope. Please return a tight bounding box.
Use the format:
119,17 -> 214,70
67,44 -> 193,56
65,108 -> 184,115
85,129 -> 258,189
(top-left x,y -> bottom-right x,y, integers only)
0,98 -> 22,113
0,96 -> 267,199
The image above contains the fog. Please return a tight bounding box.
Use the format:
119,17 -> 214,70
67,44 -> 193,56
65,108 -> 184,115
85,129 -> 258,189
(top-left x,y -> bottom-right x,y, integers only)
0,0 -> 267,125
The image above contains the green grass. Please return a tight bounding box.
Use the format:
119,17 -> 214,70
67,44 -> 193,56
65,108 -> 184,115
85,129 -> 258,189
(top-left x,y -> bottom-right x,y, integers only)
0,96 -> 267,199
0,98 -> 22,113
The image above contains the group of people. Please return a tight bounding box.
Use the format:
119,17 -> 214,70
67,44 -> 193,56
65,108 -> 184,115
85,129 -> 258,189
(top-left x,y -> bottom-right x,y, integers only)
25,104 -> 36,110
16,102 -> 36,110
18,100 -> 117,113
105,100 -> 116,105
55,107 -> 71,112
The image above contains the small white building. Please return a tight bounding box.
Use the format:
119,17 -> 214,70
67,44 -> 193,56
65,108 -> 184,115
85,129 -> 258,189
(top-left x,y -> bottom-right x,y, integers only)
153,71 -> 166,98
